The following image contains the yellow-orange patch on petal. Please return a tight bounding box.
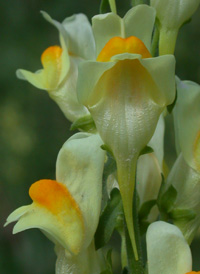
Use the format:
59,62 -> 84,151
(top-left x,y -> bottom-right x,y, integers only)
41,46 -> 63,90
185,272 -> 200,274
97,36 -> 151,62
193,131 -> 200,171
29,179 -> 82,218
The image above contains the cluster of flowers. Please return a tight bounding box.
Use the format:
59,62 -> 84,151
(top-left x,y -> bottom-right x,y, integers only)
4,0 -> 200,273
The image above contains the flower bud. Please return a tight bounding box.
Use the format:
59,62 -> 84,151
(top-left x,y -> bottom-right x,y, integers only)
151,0 -> 200,54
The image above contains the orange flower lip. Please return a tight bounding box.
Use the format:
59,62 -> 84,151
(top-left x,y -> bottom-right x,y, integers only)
41,46 -> 63,68
29,179 -> 82,217
97,36 -> 152,62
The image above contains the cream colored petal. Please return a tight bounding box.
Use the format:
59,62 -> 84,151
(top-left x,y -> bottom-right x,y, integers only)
42,11 -> 95,60
56,133 -> 106,249
55,241 -> 105,274
92,5 -> 156,56
137,153 -> 161,220
140,55 -> 176,106
150,0 -> 200,29
77,60 -> 114,106
151,0 -> 200,54
16,69 -> 46,90
147,221 -> 192,274
62,14 -> 95,60
92,13 -> 122,57
5,180 -> 85,255
148,113 -> 165,167
124,5 -> 156,51
50,56 -> 89,122
174,79 -> 200,172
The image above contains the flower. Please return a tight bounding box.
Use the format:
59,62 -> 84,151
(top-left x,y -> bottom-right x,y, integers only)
150,0 -> 200,55
174,79 -> 200,172
77,4 -> 175,258
146,221 -> 195,274
16,12 -> 96,123
162,79 -> 200,243
5,133 -> 106,273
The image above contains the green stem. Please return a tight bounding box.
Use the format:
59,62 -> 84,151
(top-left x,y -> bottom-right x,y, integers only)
117,160 -> 139,261
108,0 -> 117,13
124,186 -> 144,273
159,28 -> 178,55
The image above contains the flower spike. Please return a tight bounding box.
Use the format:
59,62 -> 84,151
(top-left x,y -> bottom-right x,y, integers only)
78,5 -> 175,259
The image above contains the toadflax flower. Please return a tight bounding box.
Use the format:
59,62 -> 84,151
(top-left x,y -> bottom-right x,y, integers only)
164,79 -> 200,243
5,133 -> 106,273
146,221 -> 198,274
16,12 -> 96,123
77,4 -> 175,258
150,0 -> 200,55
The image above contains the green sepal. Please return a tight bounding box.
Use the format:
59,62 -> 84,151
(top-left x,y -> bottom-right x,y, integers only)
139,200 -> 157,220
100,0 -> 111,14
157,175 -> 177,214
139,145 -> 154,156
169,208 -> 196,222
70,115 -> 96,132
167,87 -> 177,113
99,249 -> 113,274
101,144 -> 114,157
95,188 -> 123,250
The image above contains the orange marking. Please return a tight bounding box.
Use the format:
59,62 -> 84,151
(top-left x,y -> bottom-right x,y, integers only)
29,179 -> 82,217
185,272 -> 200,274
97,36 -> 151,62
41,46 -> 62,68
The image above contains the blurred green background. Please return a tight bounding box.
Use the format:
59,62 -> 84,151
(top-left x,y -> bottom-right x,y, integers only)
1,0 -> 200,273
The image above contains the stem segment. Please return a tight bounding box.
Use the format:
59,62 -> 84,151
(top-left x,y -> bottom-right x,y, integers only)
124,184 -> 144,274
108,0 -> 117,13
117,159 -> 139,261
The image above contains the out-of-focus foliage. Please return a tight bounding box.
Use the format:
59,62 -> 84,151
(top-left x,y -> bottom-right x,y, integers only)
0,0 -> 199,273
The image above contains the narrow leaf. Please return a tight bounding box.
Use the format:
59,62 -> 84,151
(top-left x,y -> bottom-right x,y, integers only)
95,188 -> 123,249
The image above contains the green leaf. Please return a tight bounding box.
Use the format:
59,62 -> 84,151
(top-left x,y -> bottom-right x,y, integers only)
158,184 -> 178,214
138,200 -> 156,220
70,115 -> 96,131
101,150 -> 117,209
167,87 -> 177,113
157,174 -> 166,207
100,0 -> 111,14
169,208 -> 196,222
95,188 -> 123,249
139,146 -> 154,156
